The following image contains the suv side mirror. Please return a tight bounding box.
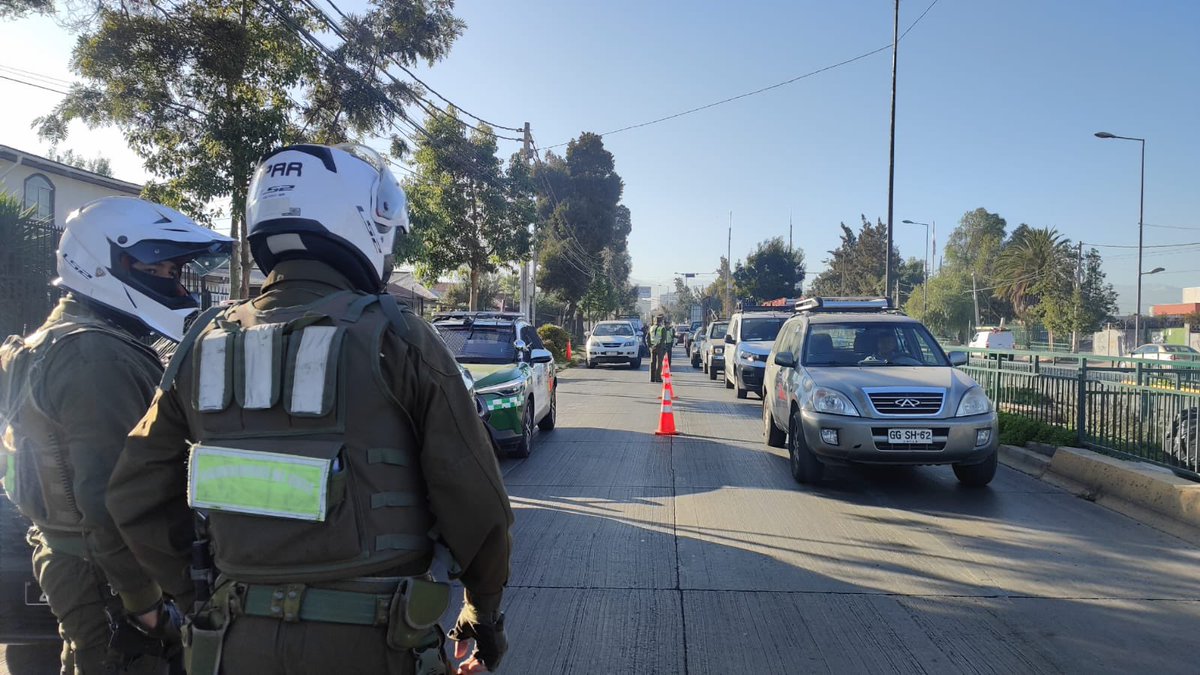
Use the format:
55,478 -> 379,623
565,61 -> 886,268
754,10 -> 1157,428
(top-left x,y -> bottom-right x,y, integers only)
514,339 -> 529,353
773,351 -> 796,368
948,350 -> 968,366
584,331 -> 591,338
530,348 -> 553,364
724,334 -> 736,344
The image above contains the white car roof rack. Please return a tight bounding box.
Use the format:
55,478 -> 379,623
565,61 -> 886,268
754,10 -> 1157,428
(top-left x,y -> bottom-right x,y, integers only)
794,297 -> 894,313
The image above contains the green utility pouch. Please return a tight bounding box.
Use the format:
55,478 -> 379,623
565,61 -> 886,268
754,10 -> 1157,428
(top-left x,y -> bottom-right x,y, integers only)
183,588 -> 235,675
386,577 -> 450,650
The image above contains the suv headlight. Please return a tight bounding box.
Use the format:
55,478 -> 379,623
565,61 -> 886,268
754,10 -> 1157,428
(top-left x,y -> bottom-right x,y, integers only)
807,387 -> 860,416
477,378 -> 525,397
956,387 -> 991,416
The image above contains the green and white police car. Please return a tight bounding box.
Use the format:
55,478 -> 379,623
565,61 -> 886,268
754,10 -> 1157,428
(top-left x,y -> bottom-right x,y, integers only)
433,312 -> 557,458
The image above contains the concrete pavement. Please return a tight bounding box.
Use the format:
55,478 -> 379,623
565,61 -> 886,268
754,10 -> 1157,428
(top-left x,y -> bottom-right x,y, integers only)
487,345 -> 1200,674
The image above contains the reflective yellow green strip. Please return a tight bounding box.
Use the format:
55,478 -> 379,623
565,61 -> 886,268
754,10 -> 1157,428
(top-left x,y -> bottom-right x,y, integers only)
188,445 -> 332,521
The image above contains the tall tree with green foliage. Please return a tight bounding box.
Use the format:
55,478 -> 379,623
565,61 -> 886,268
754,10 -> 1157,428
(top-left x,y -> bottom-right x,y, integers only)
904,271 -> 975,342
807,216 -> 920,303
0,0 -> 50,19
535,133 -> 628,334
34,0 -> 464,297
403,108 -> 531,310
731,237 -> 805,303
993,227 -> 1073,322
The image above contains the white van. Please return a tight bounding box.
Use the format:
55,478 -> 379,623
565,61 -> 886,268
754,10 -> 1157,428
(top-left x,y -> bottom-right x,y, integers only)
970,328 -> 1015,351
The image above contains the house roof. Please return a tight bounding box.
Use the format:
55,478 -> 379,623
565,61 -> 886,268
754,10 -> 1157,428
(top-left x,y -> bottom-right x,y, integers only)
388,270 -> 439,301
0,145 -> 142,195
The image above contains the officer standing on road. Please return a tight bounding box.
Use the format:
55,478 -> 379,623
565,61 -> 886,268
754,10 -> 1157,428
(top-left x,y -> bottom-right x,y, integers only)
649,316 -> 675,383
107,144 -> 514,675
0,197 -> 233,674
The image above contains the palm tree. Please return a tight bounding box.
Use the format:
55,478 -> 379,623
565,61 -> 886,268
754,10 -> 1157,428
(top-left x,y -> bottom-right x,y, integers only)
994,227 -> 1073,345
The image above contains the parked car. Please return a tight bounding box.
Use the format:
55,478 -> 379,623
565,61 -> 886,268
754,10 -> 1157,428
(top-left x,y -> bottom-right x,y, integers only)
700,320 -> 730,379
724,307 -> 790,399
584,320 -> 642,369
621,315 -> 650,358
433,312 -> 557,458
683,321 -> 704,360
762,297 -> 999,486
969,328 -> 1015,351
1127,343 -> 1200,367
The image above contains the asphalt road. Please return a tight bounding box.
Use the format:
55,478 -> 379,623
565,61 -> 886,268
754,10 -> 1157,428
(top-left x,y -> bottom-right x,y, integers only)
487,345 -> 1200,674
6,344 -> 1199,673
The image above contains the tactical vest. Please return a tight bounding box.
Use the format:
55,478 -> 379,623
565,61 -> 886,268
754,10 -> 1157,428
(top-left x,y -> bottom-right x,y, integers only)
169,292 -> 434,584
0,318 -> 161,531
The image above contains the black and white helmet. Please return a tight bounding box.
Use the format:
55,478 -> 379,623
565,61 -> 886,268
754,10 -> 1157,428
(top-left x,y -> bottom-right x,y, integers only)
55,197 -> 234,341
245,143 -> 409,292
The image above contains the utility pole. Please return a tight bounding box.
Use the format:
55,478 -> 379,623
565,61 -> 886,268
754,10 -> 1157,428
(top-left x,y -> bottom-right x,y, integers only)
788,211 -> 793,253
884,0 -> 900,304
1073,240 -> 1084,352
971,271 -> 981,329
726,211 -> 733,317
521,121 -> 537,324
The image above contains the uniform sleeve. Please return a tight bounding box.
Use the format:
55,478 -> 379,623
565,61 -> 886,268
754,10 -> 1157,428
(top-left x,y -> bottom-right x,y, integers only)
39,346 -> 164,614
107,386 -> 197,607
383,323 -> 514,618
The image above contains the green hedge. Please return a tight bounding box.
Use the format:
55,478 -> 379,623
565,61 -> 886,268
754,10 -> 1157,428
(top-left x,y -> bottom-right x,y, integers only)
998,412 -> 1076,448
537,324 -> 571,362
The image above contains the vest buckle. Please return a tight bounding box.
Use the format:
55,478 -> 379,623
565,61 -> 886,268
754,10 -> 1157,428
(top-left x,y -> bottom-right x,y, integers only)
269,583 -> 306,622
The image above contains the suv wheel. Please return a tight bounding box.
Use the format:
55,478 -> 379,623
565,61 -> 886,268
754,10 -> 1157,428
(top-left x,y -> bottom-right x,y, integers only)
630,357 -> 642,370
691,352 -> 700,368
788,409 -> 824,484
586,359 -> 596,369
953,449 -> 997,487
510,401 -> 535,458
763,402 -> 786,448
538,388 -> 557,431
736,386 -> 748,399
725,367 -> 734,389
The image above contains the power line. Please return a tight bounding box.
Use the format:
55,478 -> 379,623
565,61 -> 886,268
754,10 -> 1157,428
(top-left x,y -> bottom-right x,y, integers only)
0,64 -> 74,87
544,0 -> 941,149
1146,223 -> 1200,231
0,73 -> 68,95
299,0 -> 522,141
319,0 -> 523,134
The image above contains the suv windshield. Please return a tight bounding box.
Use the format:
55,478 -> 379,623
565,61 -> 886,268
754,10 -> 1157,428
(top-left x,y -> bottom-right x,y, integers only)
741,317 -> 786,342
709,322 -> 729,338
804,321 -> 949,367
594,323 -> 634,337
436,324 -> 517,364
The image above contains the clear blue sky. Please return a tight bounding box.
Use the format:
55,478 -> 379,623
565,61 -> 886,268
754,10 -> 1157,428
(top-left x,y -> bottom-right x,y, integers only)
3,1 -> 1199,312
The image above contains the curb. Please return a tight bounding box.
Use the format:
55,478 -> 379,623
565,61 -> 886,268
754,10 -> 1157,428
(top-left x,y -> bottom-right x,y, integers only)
999,443 -> 1200,545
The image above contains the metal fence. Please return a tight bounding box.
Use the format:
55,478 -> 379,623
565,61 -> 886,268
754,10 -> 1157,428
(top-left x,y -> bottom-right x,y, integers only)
1,214 -> 220,340
0,215 -> 60,338
960,348 -> 1200,480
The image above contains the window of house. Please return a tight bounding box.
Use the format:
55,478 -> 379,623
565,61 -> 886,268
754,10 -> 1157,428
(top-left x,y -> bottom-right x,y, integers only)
23,174 -> 55,223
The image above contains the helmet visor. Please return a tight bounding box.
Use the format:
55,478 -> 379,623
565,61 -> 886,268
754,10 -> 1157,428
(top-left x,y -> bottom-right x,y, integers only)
122,239 -> 232,276
333,143 -> 406,230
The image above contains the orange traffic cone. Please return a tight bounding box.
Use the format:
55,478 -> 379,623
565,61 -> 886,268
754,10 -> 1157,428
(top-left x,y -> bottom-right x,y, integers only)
566,340 -> 572,360
662,353 -> 676,398
655,383 -> 678,436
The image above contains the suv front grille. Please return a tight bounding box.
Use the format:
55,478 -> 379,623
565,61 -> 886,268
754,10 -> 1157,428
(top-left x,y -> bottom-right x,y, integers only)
868,391 -> 944,415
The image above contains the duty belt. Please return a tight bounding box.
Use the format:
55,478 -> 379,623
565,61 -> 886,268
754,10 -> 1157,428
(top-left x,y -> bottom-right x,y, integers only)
239,583 -> 394,626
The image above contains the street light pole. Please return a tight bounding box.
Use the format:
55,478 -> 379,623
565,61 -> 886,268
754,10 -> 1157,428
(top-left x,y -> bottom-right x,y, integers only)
1095,132 -> 1146,344
901,219 -> 931,314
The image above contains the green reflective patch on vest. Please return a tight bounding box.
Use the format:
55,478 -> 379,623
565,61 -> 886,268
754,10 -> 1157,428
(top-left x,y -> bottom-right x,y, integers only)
188,444 -> 333,521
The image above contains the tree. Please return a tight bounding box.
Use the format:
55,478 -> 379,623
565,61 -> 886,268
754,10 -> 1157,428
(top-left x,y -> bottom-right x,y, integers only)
35,0 -> 464,298
904,271 -> 974,342
535,133 -> 629,335
0,0 -> 50,19
994,227 -> 1073,321
731,237 -> 805,303
1043,248 -> 1118,351
702,256 -> 733,318
48,148 -> 112,176
438,273 -> 502,312
403,108 -> 531,310
941,207 -> 1012,324
807,216 -> 911,303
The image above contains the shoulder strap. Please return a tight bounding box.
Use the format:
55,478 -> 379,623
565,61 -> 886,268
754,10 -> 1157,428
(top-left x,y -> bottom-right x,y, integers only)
159,305 -> 227,392
377,294 -> 413,342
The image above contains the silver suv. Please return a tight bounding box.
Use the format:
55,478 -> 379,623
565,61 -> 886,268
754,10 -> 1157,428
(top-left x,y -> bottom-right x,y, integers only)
761,297 -> 998,486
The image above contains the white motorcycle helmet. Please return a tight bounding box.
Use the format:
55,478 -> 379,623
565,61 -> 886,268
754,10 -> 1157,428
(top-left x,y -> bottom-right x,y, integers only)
55,197 -> 234,341
245,143 -> 409,292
